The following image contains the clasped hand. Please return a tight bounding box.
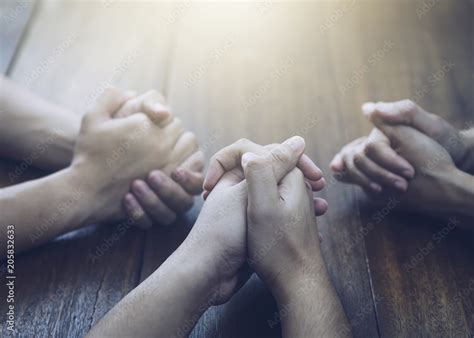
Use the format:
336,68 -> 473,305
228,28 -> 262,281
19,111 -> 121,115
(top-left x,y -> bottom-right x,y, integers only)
178,136 -> 329,304
72,88 -> 203,226
331,99 -> 474,217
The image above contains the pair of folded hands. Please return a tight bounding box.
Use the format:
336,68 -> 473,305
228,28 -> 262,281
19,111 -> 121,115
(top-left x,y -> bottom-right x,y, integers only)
330,99 -> 474,218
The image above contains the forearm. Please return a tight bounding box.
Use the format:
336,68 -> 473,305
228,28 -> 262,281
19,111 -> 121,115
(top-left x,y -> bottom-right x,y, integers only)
0,165 -> 93,255
88,243 -> 216,338
273,257 -> 350,338
0,76 -> 80,171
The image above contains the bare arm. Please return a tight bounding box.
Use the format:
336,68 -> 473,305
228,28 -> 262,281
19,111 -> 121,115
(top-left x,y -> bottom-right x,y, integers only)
87,243 -> 216,338
274,257 -> 351,337
241,144 -> 349,337
0,78 -> 204,230
0,88 -> 196,255
0,164 -> 95,255
0,76 -> 80,171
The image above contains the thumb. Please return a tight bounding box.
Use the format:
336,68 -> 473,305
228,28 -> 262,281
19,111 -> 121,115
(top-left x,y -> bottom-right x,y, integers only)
242,152 -> 280,215
362,100 -> 449,140
364,107 -> 403,148
269,135 -> 306,183
83,88 -> 132,129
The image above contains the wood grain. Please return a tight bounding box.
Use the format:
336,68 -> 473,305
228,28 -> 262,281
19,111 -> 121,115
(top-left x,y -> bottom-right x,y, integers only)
0,1 -> 177,336
358,1 -> 474,336
164,3 -> 380,337
0,0 -> 36,73
0,0 -> 472,337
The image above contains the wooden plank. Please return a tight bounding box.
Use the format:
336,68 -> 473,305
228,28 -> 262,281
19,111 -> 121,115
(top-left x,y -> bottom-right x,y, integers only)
358,0 -> 474,336
162,2 -> 381,337
0,0 -> 36,74
2,1 -> 472,337
0,1 -> 177,336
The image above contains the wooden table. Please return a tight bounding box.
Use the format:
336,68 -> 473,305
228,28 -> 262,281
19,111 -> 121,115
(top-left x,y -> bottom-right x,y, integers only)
1,1 -> 473,337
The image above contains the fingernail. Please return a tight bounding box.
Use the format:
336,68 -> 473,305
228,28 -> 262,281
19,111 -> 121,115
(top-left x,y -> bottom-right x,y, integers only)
172,169 -> 182,181
285,136 -> 305,152
370,182 -> 382,193
362,102 -> 376,115
402,169 -> 415,179
305,180 -> 312,190
394,180 -> 407,191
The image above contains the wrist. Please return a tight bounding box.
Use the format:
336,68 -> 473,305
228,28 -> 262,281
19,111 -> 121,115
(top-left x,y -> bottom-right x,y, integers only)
178,234 -> 226,304
269,249 -> 328,305
69,153 -> 128,224
149,242 -> 217,322
67,158 -> 110,224
447,168 -> 474,218
54,165 -> 97,230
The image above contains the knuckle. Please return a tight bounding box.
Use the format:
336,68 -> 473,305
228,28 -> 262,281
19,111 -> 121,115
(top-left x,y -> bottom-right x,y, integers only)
400,99 -> 417,120
246,154 -> 271,170
236,138 -> 251,147
271,145 -> 291,163
401,99 -> 416,112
